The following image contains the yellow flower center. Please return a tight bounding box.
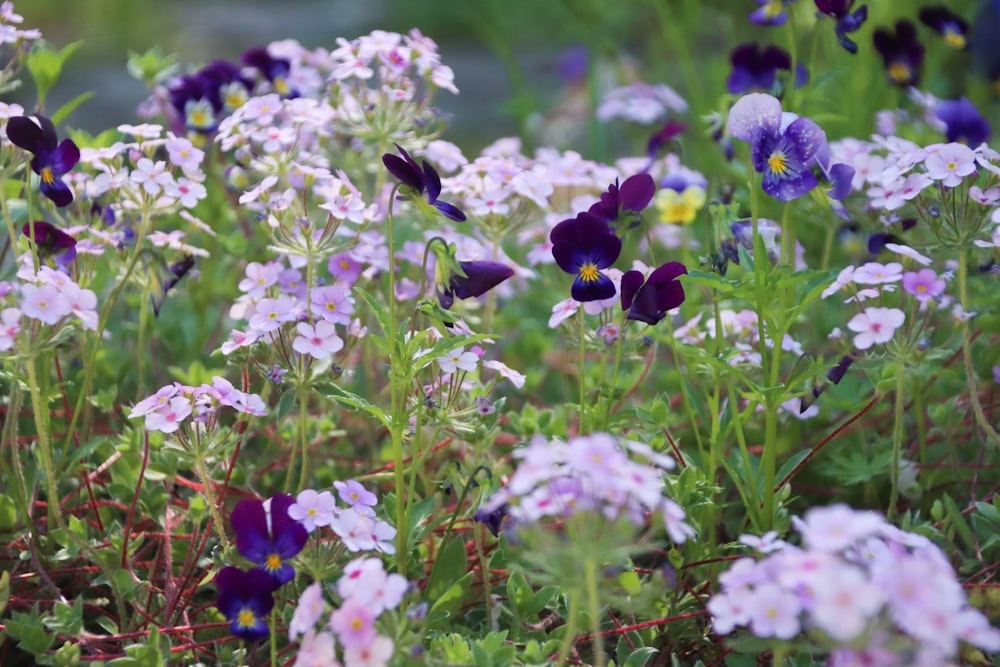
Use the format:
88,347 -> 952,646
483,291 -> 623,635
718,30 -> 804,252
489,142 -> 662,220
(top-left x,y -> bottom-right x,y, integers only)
768,152 -> 788,175
238,609 -> 256,628
888,62 -> 911,83
578,263 -> 600,283
274,77 -> 291,96
947,161 -> 958,171
765,1 -> 783,17
40,167 -> 56,185
917,285 -> 927,293
944,31 -> 965,50
266,553 -> 282,571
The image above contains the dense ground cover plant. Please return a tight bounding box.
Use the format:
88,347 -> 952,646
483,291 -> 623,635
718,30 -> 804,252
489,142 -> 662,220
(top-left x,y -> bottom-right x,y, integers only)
1,1 -> 999,665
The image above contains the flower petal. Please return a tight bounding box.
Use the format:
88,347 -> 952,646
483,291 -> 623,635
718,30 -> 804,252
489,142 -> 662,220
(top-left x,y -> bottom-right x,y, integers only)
572,272 -> 616,302
618,173 -> 656,212
382,153 -> 423,191
5,116 -> 43,153
727,93 -> 782,142
620,270 -> 645,310
433,199 -> 467,222
231,499 -> 271,563
783,117 -> 827,162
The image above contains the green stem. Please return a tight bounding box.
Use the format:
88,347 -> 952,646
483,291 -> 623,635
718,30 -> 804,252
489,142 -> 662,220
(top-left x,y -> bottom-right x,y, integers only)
578,307 -> 587,434
784,2 -> 799,113
584,558 -> 605,667
887,359 -> 905,521
270,606 -> 277,667
600,311 -> 627,432
553,590 -> 580,667
294,389 -> 310,493
194,449 -> 230,548
136,277 -> 152,396
957,247 -> 1000,448
25,356 -> 62,529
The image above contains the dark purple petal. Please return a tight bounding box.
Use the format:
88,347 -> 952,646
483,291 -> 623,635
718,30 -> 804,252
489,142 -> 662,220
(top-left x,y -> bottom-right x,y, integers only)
620,270 -> 645,311
215,566 -> 275,640
449,261 -> 515,300
936,97 -> 991,146
231,499 -> 270,564
49,139 -> 80,176
646,120 -> 686,157
383,153 -> 424,191
836,31 -> 860,54
39,179 -> 74,207
618,173 -> 655,213
6,116 -> 44,153
762,167 -> 818,201
784,117 -> 827,162
23,221 -> 76,257
648,260 -> 688,285
433,200 -> 467,222
268,494 -> 306,556
828,163 -> 855,200
571,272 -> 616,302
422,160 -> 442,203
35,115 -> 59,152
815,0 -> 853,17
552,242 -> 583,275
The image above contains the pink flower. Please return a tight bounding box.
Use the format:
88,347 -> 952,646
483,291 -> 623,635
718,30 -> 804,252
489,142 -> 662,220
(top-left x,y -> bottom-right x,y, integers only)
436,346 -> 478,374
288,490 -> 337,532
293,629 -> 338,667
310,285 -> 353,325
292,321 -> 344,360
548,297 -> 579,328
144,396 -> 192,433
923,143 -> 977,187
342,635 -> 393,667
746,583 -> 801,639
328,598 -> 377,648
853,261 -> 903,285
289,583 -> 327,641
902,269 -> 945,302
0,307 -> 21,351
20,282 -> 70,325
482,359 -> 526,388
846,307 -> 905,350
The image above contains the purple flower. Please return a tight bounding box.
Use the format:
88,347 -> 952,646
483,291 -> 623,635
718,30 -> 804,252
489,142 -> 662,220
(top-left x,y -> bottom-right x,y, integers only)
873,20 -> 925,86
902,269 -> 945,302
474,503 -> 508,537
241,46 -> 296,97
22,221 -> 76,267
383,144 -> 466,221
230,494 -> 308,585
214,566 -> 275,640
587,173 -> 656,229
919,5 -> 969,50
620,262 -> 688,325
550,212 -> 623,302
437,260 -> 515,310
814,0 -> 868,53
727,43 -> 808,95
727,93 -> 827,201
646,120 -> 686,161
935,97 -> 991,146
750,0 -> 790,26
6,114 -> 80,207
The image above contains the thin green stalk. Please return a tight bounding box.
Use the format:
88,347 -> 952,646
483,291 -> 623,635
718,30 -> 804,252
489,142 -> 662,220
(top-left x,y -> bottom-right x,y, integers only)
915,389 -> 927,465
957,247 -> 1000,448
784,2 -> 799,113
136,277 -> 152,395
578,307 -> 587,434
25,356 -> 62,529
3,382 -> 28,523
584,558 -> 605,667
194,448 -> 230,548
600,311 -> 627,432
270,606 -> 278,667
553,590 -> 580,667
887,360 -> 905,521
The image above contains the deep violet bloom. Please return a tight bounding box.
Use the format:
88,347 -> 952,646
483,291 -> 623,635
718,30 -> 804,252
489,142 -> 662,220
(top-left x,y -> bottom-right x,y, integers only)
620,262 -> 688,325
230,494 -> 308,586
646,120 -> 686,160
550,211 -> 622,302
588,173 -> 656,229
936,97 -> 991,146
214,566 -> 276,640
437,260 -> 515,309
474,503 -> 509,537
727,43 -> 808,95
383,144 -> 466,222
873,20 -> 925,86
6,115 -> 80,207
750,0 -> 790,26
919,5 -> 970,50
814,0 -> 868,53
241,46 -> 296,97
22,221 -> 76,267
727,93 -> 827,201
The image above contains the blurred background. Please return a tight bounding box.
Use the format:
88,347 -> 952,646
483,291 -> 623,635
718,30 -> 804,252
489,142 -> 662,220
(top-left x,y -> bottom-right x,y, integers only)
15,0 -> 999,156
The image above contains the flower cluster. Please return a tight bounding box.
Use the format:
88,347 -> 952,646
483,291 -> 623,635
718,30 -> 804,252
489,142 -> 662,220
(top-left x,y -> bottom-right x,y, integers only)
479,432 -> 694,544
0,264 -> 99,350
127,377 -> 266,434
708,504 -> 1000,663
289,558 -> 408,667
288,482 -> 396,554
595,81 -> 687,125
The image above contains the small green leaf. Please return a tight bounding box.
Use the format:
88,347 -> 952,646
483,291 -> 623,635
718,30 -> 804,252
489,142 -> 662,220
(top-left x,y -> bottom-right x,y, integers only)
50,91 -> 94,126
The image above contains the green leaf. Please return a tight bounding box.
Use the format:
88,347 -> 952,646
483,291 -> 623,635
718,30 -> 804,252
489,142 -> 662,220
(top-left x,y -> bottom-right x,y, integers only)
425,535 -> 469,602
26,41 -> 84,105
942,494 -> 977,553
354,286 -> 391,341
50,91 -> 94,126
42,597 -> 83,637
0,571 -> 9,616
6,606 -> 54,656
774,449 -> 812,491
276,390 -> 297,422
320,382 -> 390,428
624,647 -> 659,667
682,269 -> 732,292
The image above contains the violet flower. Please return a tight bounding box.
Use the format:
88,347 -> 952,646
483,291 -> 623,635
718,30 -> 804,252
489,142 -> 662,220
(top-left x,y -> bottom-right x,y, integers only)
214,566 -> 276,640
814,0 -> 868,54
750,0 -> 790,26
620,261 -> 688,325
22,221 -> 76,267
437,260 -> 515,310
588,173 -> 656,229
230,493 -> 308,585
873,20 -> 925,86
241,46 -> 296,97
727,93 -> 827,201
383,144 -> 466,222
919,5 -> 969,49
727,43 -> 808,95
6,114 -> 80,207
550,211 -> 622,302
935,97 -> 991,146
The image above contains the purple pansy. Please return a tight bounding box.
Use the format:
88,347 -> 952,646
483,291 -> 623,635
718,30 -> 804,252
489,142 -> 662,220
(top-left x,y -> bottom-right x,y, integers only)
935,97 -> 991,146
230,493 -> 308,586
919,5 -> 969,50
6,115 -> 80,207
727,43 -> 808,95
22,221 -> 77,267
873,20 -> 925,86
620,261 -> 688,325
214,566 -> 276,640
727,93 -> 827,201
588,173 -> 656,229
814,0 -> 868,54
438,260 -> 515,310
550,211 -> 623,302
241,46 -> 296,97
383,144 -> 466,222
750,0 -> 790,26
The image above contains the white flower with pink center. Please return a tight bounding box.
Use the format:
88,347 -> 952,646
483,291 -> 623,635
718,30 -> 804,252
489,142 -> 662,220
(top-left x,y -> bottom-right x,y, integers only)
923,143 -> 977,187
846,307 -> 905,350
292,321 -> 344,360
